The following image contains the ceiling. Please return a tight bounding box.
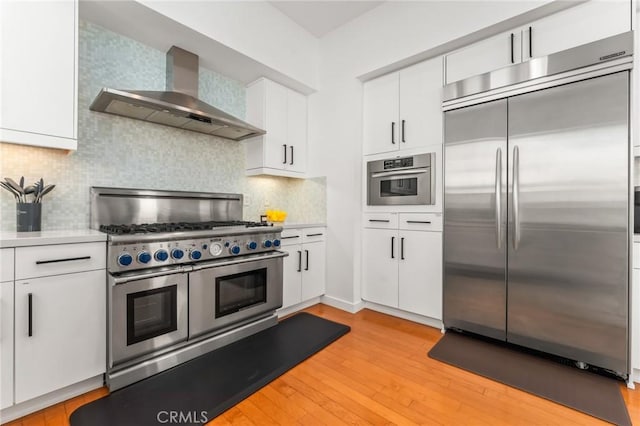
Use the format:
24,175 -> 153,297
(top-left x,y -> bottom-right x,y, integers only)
269,1 -> 385,38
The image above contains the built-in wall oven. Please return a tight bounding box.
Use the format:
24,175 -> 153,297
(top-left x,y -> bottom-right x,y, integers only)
367,153 -> 435,206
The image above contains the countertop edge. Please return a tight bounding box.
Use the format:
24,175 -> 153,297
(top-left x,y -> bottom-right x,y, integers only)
281,223 -> 327,230
0,230 -> 107,248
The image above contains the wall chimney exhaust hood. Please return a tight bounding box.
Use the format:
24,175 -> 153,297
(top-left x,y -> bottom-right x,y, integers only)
89,46 -> 265,141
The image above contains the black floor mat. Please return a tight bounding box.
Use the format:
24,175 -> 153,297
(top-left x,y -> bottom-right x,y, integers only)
428,331 -> 631,425
70,312 -> 350,426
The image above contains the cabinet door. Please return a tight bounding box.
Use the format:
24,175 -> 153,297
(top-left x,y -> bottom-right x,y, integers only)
301,241 -> 326,300
1,282 -> 13,409
263,81 -> 289,169
524,0 -> 630,60
281,245 -> 302,309
399,57 -> 443,150
0,0 -> 77,149
14,270 -> 106,403
363,72 -> 400,155
362,228 -> 398,307
445,31 -> 521,84
398,230 -> 442,319
287,90 -> 307,173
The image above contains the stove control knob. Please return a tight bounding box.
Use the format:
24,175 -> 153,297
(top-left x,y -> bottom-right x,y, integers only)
209,243 -> 223,256
137,251 -> 152,264
154,249 -> 169,262
263,240 -> 272,248
230,245 -> 241,255
117,253 -> 133,267
171,248 -> 184,260
273,239 -> 281,248
247,241 -> 258,250
190,250 -> 202,260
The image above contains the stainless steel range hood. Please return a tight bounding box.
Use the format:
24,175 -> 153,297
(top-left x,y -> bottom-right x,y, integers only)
90,46 -> 265,141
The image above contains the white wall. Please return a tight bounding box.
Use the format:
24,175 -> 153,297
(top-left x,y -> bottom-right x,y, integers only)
138,0 -> 319,90
309,0 -> 552,306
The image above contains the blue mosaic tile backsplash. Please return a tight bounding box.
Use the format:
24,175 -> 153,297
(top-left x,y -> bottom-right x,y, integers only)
0,20 -> 326,232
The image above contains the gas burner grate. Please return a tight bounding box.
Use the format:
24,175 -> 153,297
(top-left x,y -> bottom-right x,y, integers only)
99,220 -> 272,235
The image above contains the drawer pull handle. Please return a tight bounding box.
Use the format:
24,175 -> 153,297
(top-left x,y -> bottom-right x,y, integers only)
28,293 -> 33,337
306,233 -> 323,237
36,256 -> 91,265
369,219 -> 390,223
406,220 -> 431,224
281,236 -> 300,240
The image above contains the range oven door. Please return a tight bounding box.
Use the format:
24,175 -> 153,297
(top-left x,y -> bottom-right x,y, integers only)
111,272 -> 188,366
188,253 -> 284,339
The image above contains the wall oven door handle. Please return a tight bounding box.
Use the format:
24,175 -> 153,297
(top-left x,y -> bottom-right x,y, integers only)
370,167 -> 429,179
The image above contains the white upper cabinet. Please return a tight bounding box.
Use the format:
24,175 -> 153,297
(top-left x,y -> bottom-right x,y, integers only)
523,0 -> 630,60
445,31 -> 521,84
0,0 -> 78,150
363,72 -> 400,155
445,0 -> 631,85
363,56 -> 443,156
245,78 -> 308,178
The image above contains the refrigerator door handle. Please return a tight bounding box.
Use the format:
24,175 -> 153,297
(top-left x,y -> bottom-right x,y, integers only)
512,145 -> 520,250
495,147 -> 502,249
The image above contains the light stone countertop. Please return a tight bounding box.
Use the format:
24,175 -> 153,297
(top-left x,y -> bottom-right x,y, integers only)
0,229 -> 106,248
281,223 -> 326,230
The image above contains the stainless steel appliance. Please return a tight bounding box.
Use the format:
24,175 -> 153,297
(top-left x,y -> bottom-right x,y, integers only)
91,187 -> 286,390
443,32 -> 631,378
90,46 -> 265,141
367,153 -> 435,206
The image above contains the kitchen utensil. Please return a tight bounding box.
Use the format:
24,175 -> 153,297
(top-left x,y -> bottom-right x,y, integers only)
4,178 -> 25,202
0,182 -> 21,201
19,176 -> 24,189
35,184 -> 55,203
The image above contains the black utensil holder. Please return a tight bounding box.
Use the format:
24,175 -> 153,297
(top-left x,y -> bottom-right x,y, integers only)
17,203 -> 41,232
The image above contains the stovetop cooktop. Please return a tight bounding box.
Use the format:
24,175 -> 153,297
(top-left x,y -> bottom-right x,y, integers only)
100,220 -> 273,235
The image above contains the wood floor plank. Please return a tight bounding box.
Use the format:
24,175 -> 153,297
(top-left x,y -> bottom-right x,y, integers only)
4,305 -> 635,426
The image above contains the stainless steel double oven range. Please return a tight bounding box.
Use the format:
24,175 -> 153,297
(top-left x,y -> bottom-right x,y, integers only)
91,187 -> 286,390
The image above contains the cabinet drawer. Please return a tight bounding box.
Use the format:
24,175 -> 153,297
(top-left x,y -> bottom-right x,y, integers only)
302,228 -> 326,244
280,229 -> 302,247
399,213 -> 443,231
634,242 -> 640,269
16,242 -> 106,279
1,248 -> 14,283
363,213 -> 398,229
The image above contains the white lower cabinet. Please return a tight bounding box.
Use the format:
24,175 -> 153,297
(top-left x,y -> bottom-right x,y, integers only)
1,248 -> 15,410
362,213 -> 442,319
1,280 -> 14,410
14,269 -> 106,403
280,228 -> 326,310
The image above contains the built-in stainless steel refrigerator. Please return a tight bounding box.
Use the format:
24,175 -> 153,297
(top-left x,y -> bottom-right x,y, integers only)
443,34 -> 630,377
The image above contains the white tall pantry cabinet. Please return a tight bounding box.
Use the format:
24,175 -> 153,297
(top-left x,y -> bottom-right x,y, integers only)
0,0 -> 78,150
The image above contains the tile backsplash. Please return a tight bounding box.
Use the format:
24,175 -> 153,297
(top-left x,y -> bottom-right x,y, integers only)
0,21 -> 325,232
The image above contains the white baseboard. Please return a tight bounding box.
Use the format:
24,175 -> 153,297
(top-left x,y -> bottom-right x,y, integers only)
320,295 -> 366,313
363,301 -> 443,330
1,375 -> 104,423
277,297 -> 322,318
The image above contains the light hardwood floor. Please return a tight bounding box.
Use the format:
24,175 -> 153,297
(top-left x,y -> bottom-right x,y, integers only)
3,304 -> 640,425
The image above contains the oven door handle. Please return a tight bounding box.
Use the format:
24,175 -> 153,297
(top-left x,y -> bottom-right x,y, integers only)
112,266 -> 192,284
370,167 -> 429,179
190,251 -> 289,272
